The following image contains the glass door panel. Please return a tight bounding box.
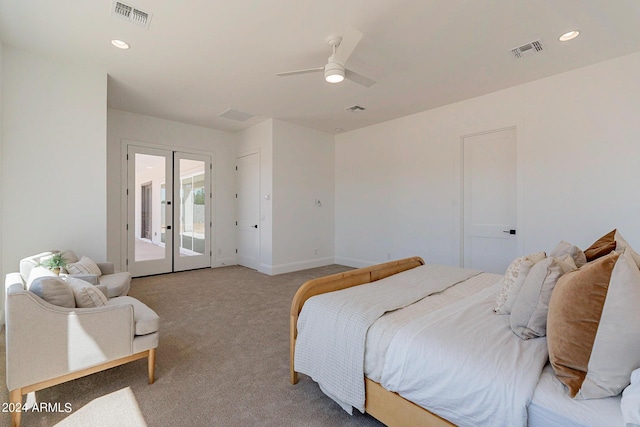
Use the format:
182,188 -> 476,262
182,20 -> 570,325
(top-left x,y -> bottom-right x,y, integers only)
127,146 -> 173,277
173,153 -> 211,271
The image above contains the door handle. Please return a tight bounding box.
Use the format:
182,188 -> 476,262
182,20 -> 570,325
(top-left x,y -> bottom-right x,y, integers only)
503,229 -> 516,235
252,225 -> 258,229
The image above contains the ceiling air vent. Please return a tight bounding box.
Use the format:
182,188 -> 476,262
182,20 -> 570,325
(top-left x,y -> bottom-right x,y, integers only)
218,108 -> 255,122
112,1 -> 153,29
510,40 -> 543,58
345,105 -> 366,112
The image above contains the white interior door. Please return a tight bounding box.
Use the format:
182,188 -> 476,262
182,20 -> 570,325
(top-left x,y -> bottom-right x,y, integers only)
236,152 -> 260,270
463,128 -> 517,274
173,152 -> 212,272
127,146 -> 174,277
127,146 -> 212,277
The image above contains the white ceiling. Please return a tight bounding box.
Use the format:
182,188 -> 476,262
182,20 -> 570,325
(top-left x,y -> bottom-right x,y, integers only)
1,0 -> 639,134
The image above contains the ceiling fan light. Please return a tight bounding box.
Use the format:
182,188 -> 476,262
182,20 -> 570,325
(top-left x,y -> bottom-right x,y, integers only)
324,63 -> 345,83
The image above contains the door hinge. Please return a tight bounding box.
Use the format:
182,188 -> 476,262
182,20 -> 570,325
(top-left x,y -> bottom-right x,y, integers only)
235,165 -> 238,171
210,221 -> 212,227
235,193 -> 237,198
210,251 -> 212,256
210,163 -> 212,170
126,154 -> 129,161
126,224 -> 129,230
126,258 -> 129,266
126,188 -> 129,195
235,221 -> 238,226
235,249 -> 238,254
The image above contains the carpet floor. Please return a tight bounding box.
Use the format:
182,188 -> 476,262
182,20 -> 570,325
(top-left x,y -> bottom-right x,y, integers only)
0,265 -> 385,427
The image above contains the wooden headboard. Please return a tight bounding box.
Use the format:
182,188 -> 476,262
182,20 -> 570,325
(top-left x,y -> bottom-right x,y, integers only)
289,256 -> 425,384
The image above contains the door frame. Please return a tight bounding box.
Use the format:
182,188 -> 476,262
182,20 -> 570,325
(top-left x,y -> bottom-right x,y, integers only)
459,125 -> 525,268
120,139 -> 216,276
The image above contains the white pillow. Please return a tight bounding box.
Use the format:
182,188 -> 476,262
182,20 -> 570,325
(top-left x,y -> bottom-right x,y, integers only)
510,255 -> 576,339
495,251 -> 546,315
549,240 -> 587,267
66,256 -> 102,277
26,266 -> 58,288
623,368 -> 640,427
64,276 -> 108,308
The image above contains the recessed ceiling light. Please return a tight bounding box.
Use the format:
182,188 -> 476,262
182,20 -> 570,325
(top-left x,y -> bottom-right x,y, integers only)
559,31 -> 580,42
334,128 -> 344,133
111,39 -> 130,49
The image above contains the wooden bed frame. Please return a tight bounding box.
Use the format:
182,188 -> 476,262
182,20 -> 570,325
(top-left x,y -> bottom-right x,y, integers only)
290,257 -> 455,427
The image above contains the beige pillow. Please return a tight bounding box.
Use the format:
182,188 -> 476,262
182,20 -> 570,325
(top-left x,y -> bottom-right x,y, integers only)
615,230 -> 640,269
28,276 -> 76,308
498,252 -> 546,315
493,256 -> 526,313
64,276 -> 108,308
66,255 -> 102,277
548,249 -> 640,399
549,240 -> 587,267
510,255 -> 576,339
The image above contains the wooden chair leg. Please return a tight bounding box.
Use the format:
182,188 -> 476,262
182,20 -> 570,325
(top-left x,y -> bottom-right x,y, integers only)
10,388 -> 22,427
148,348 -> 156,384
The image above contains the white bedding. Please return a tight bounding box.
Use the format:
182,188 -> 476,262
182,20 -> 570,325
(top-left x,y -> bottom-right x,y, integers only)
295,264 -> 481,413
528,364 -> 624,427
380,281 -> 549,427
365,272 -> 501,382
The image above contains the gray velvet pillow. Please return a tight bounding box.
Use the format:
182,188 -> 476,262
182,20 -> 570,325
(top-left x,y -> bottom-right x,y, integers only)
28,276 -> 76,308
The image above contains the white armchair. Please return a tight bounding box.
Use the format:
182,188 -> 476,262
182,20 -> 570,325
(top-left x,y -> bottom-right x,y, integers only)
4,273 -> 159,427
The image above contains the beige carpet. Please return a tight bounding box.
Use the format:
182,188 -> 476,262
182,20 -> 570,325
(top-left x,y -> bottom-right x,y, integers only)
0,265 -> 385,427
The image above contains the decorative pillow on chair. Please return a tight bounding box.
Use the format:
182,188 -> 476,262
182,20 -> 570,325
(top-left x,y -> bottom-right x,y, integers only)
64,276 -> 108,308
28,276 -> 76,308
66,256 -> 102,277
548,248 -> 640,399
614,230 -> 640,269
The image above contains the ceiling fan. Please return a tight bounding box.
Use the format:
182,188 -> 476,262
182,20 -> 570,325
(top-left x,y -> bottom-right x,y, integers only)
276,27 -> 376,88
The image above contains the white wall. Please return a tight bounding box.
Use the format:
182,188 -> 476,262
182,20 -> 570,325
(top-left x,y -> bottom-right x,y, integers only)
336,52 -> 640,268
107,109 -> 237,269
271,120 -> 335,274
1,47 -> 107,275
235,119 -> 335,275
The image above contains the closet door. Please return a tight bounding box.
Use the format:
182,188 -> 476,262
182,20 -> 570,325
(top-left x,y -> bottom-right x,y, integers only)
463,128 -> 517,274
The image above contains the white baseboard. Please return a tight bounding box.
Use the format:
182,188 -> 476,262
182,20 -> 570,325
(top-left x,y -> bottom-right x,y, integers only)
334,256 -> 377,269
212,257 -> 237,268
259,257 -> 335,276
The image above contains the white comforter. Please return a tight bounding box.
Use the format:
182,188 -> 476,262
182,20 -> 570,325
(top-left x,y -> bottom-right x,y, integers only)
380,281 -> 549,427
294,264 -> 481,413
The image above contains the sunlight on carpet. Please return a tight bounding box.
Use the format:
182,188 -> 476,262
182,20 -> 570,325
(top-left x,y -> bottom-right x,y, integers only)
55,387 -> 146,427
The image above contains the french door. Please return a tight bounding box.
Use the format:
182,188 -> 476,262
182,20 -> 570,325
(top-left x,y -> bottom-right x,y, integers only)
127,146 -> 212,277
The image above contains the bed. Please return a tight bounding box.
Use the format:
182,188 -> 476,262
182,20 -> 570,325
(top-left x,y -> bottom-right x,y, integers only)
290,230 -> 640,427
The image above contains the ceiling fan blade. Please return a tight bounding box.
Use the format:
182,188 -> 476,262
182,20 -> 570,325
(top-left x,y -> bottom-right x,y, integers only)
345,69 -> 376,88
276,67 -> 324,77
334,27 -> 363,65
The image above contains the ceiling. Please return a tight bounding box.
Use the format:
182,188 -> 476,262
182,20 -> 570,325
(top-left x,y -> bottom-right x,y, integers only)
1,0 -> 639,134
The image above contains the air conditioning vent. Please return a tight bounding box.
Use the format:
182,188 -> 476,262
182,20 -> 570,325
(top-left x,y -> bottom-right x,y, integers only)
511,40 -> 544,58
218,108 -> 255,122
112,1 -> 153,29
345,105 -> 366,112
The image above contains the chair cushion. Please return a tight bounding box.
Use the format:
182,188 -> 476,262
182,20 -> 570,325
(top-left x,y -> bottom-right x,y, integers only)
63,276 -> 108,308
29,276 -> 76,308
99,271 -> 132,297
107,296 -> 159,336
